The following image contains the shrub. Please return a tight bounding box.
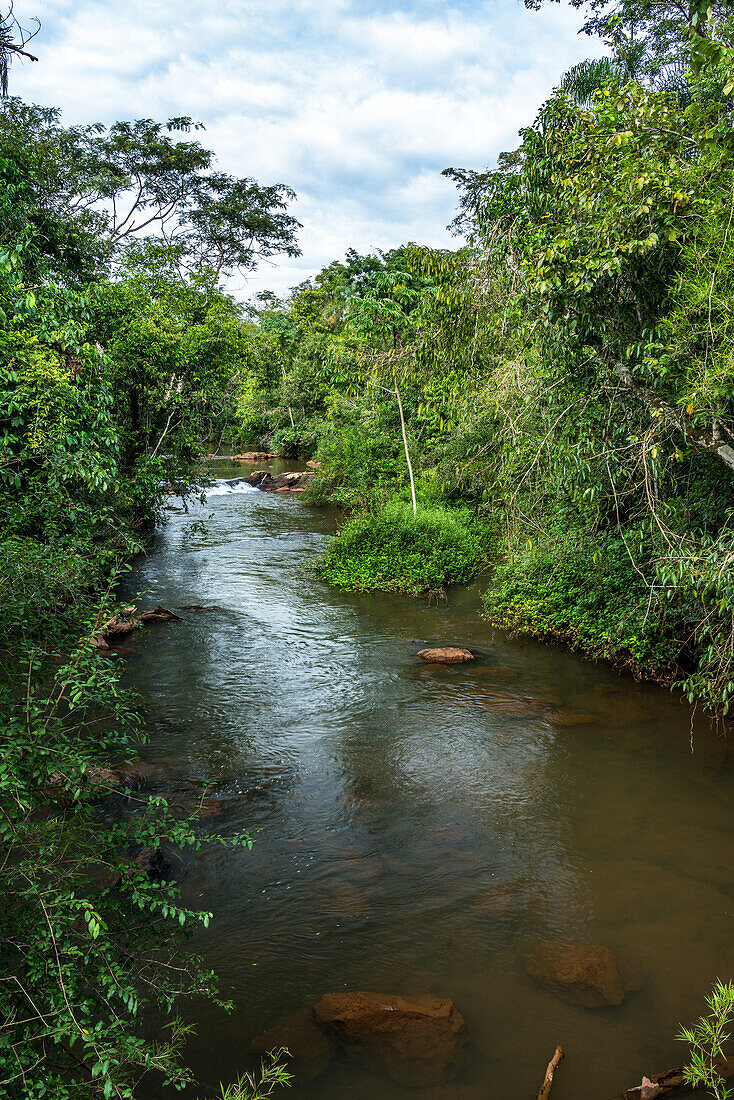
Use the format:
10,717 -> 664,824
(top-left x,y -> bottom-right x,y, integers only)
315,500 -> 493,594
482,525 -> 676,672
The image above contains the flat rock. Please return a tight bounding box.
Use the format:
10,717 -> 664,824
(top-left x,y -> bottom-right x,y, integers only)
314,991 -> 469,1086
249,1007 -> 335,1083
526,941 -> 638,1007
417,647 -> 475,664
235,470 -> 310,493
231,451 -> 278,461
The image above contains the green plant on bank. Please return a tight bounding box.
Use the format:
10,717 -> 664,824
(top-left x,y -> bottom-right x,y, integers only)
315,500 -> 493,594
0,604 -> 254,1098
212,1051 -> 293,1100
678,980 -> 734,1099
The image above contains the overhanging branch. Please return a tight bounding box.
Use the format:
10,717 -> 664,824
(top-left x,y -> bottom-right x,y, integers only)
613,362 -> 734,474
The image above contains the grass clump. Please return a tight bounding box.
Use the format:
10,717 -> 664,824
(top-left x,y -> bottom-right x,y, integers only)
315,501 -> 492,594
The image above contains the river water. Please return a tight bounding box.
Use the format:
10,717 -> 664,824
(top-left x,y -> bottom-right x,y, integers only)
121,460 -> 734,1100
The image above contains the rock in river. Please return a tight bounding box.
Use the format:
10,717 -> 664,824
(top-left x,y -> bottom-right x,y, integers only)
417,647 -> 475,664
526,941 -> 638,1007
313,991 -> 469,1086
229,470 -> 310,493
250,1007 -> 335,1083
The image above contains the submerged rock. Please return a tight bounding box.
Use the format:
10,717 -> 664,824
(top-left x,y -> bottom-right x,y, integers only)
470,883 -> 517,920
526,941 -> 638,1007
313,991 -> 469,1086
250,1007 -> 335,1083
417,647 -> 475,664
548,709 -> 601,727
321,880 -> 372,920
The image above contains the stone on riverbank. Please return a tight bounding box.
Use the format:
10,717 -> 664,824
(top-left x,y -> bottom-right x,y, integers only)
313,991 -> 469,1086
526,941 -> 638,1007
250,1007 -> 335,1083
417,647 -> 475,664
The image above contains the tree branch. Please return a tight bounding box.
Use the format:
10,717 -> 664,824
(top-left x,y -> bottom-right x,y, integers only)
613,363 -> 734,473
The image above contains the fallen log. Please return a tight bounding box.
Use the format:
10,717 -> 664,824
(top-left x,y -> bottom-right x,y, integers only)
90,605 -> 182,649
538,1046 -> 563,1099
615,1058 -> 734,1099
137,604 -> 182,623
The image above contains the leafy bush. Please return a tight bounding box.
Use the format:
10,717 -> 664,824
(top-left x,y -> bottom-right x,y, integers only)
315,500 -> 493,594
270,420 -> 320,458
482,526 -> 675,672
0,620 -> 252,1099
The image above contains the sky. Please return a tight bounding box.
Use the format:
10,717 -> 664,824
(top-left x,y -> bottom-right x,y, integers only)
9,0 -> 603,300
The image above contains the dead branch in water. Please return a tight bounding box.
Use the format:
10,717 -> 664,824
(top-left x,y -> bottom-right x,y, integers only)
537,1046 -> 563,1099
614,1057 -> 734,1099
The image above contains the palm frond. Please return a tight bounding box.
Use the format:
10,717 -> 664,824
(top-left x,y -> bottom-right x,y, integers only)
561,57 -> 627,105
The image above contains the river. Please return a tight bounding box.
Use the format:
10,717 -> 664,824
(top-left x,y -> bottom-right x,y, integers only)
120,459 -> 734,1099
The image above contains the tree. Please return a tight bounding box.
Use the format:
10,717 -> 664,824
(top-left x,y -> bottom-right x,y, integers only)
0,3 -> 38,96
0,100 -> 302,281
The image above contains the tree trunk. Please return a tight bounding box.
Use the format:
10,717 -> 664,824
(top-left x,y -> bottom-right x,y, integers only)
394,379 -> 417,516
281,365 -> 295,428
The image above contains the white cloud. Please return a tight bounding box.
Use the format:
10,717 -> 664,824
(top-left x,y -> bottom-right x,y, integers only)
10,0 -> 604,297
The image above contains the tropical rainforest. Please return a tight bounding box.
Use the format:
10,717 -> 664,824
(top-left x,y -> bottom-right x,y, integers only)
2,0 -> 734,1096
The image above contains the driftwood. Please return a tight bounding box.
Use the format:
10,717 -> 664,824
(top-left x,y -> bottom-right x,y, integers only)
91,605 -> 182,649
615,1058 -> 734,1099
538,1046 -> 564,1099
137,604 -> 182,623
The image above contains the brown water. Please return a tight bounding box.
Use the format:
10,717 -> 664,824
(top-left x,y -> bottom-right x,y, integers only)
122,460 -> 734,1100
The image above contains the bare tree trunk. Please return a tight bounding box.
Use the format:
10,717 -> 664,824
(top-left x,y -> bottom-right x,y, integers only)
394,379 -> 417,516
281,365 -> 295,428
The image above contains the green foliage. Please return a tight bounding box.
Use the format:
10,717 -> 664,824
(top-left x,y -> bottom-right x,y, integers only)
212,1052 -> 293,1100
0,85 -> 300,1097
0,620 -> 253,1098
0,97 -> 301,280
482,525 -> 673,670
315,501 -> 493,594
678,980 -> 734,1098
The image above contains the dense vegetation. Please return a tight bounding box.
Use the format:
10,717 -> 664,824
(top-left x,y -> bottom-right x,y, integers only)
237,2 -> 734,720
3,0 -> 734,1095
0,42 -> 299,1099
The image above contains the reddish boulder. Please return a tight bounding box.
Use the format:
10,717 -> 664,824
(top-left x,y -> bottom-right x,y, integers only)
417,647 -> 474,664
231,451 -> 278,461
526,941 -> 638,1007
250,1007 -> 335,1083
314,991 -> 469,1086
